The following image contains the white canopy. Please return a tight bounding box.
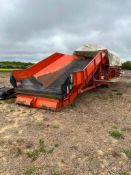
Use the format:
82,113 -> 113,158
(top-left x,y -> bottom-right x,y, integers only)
74,44 -> 122,67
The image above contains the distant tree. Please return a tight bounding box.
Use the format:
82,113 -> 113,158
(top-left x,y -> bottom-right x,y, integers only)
0,61 -> 34,69
122,61 -> 131,70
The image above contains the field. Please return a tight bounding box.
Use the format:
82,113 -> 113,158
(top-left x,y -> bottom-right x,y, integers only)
0,71 -> 131,175
0,69 -> 15,72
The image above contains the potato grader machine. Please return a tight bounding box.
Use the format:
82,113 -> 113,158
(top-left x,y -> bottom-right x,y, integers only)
0,44 -> 121,111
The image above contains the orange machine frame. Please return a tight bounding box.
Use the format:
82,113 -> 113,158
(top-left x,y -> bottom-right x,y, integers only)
12,51 -> 120,111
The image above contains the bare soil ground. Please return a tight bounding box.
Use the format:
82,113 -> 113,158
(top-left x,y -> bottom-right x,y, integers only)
0,71 -> 131,175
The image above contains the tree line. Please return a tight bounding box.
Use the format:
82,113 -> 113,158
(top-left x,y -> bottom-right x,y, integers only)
122,61 -> 131,70
0,61 -> 131,70
0,61 -> 34,69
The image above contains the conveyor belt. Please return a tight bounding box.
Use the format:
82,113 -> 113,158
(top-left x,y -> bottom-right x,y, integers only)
49,58 -> 91,89
16,57 -> 91,99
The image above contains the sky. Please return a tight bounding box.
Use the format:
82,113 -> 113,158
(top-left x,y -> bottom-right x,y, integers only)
0,0 -> 131,62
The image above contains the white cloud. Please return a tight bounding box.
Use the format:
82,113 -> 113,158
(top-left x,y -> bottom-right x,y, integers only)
0,0 -> 131,62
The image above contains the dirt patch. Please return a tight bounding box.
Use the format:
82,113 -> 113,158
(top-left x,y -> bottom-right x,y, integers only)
0,71 -> 131,175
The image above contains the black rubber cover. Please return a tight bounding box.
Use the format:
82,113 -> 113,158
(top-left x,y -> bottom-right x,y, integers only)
0,87 -> 15,100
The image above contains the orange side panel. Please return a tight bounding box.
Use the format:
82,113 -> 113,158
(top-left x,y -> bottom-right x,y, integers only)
34,97 -> 59,109
35,55 -> 78,77
16,95 -> 34,106
16,95 -> 61,111
13,52 -> 64,80
73,51 -> 107,86
34,54 -> 78,87
13,53 -> 78,81
16,90 -> 79,111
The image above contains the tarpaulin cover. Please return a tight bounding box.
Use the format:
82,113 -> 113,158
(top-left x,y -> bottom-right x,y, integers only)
74,44 -> 122,67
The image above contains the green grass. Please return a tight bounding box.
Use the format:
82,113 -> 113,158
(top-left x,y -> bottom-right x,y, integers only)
128,99 -> 131,103
121,127 -> 131,132
52,121 -> 60,129
70,101 -> 77,107
52,124 -> 60,129
4,98 -> 16,104
116,92 -> 123,96
52,170 -> 60,175
54,144 -> 59,148
112,124 -> 118,129
27,139 -> 46,161
124,149 -> 131,159
47,148 -> 54,154
120,172 -> 129,175
0,68 -> 15,72
108,92 -> 114,97
108,91 -> 123,97
24,166 -> 39,175
110,130 -> 124,139
27,149 -> 40,162
26,139 -> 58,162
